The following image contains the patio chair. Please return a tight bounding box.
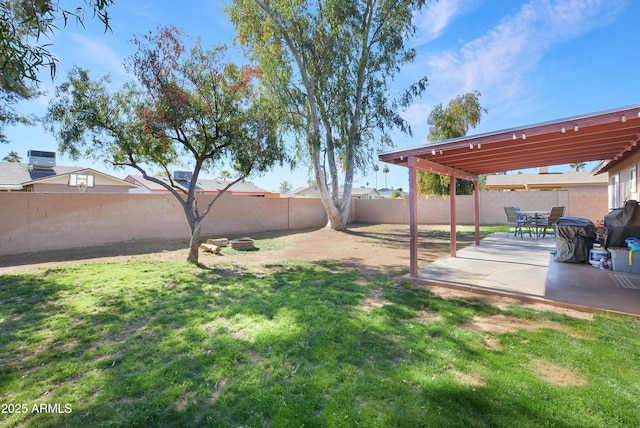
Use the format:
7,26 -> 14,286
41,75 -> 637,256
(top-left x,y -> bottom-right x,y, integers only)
537,206 -> 565,238
504,206 -> 530,239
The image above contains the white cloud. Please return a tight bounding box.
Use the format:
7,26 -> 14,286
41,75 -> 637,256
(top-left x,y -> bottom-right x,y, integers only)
423,0 -> 627,103
400,102 -> 434,140
401,102 -> 434,125
66,33 -> 126,77
413,0 -> 464,44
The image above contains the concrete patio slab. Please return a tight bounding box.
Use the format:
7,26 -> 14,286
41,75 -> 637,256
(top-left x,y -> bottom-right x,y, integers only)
411,233 -> 640,317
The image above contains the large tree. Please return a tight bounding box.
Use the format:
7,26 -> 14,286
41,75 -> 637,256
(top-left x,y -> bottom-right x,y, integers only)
46,26 -> 285,263
418,91 -> 486,196
0,0 -> 113,142
227,0 -> 428,230
0,77 -> 39,143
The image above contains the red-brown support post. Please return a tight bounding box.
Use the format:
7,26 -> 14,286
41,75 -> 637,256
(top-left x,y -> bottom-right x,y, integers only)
449,175 -> 457,258
408,156 -> 419,277
474,178 -> 480,246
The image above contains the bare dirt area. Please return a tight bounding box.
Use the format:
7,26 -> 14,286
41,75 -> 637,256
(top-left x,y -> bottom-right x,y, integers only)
0,223 -> 590,319
0,223 -> 453,275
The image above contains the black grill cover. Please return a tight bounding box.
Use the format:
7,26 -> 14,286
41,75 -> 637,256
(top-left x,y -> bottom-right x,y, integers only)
555,217 -> 596,263
604,200 -> 640,247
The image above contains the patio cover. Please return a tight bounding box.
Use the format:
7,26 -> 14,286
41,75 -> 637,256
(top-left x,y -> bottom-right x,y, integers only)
378,104 -> 640,277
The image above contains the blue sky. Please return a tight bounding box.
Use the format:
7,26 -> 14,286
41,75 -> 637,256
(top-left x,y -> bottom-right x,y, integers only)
4,0 -> 639,192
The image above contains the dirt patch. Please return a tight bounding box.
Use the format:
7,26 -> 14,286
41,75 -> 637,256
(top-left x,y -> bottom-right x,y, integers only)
463,314 -> 566,352
454,371 -> 487,387
462,315 -> 589,387
531,359 -> 588,387
426,287 -> 594,321
361,289 -> 393,312
0,224 -> 467,276
462,314 -> 563,335
412,309 -> 441,323
175,391 -> 195,412
483,335 -> 503,352
463,314 -> 595,356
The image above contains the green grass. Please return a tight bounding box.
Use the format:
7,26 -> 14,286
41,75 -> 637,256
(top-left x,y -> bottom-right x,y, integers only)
1,258 -> 639,427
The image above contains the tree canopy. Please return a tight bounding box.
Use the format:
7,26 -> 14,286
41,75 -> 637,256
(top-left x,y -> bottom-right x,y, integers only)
0,0 -> 113,142
279,180 -> 293,193
45,26 -> 285,263
2,150 -> 21,162
418,91 -> 486,196
569,162 -> 586,172
227,0 -> 428,230
1,0 -> 113,86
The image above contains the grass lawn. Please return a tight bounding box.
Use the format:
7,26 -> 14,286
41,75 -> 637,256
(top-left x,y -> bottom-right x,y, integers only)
1,232 -> 639,427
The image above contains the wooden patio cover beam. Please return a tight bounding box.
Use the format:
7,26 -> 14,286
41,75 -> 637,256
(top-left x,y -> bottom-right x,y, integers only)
379,105 -> 640,176
412,157 -> 478,181
407,155 -> 480,277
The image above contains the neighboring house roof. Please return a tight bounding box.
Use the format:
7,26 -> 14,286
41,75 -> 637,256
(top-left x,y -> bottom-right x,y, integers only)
0,162 -> 79,190
0,162 -> 136,191
124,175 -> 271,195
291,185 -> 381,198
125,175 -> 176,192
290,186 -> 318,196
0,162 -> 27,190
378,188 -> 408,198
351,187 -> 381,198
196,178 -> 270,194
486,171 -> 608,191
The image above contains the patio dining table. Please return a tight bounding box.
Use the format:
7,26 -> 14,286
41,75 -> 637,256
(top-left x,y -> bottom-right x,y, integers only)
520,210 -> 551,236
520,210 -> 551,219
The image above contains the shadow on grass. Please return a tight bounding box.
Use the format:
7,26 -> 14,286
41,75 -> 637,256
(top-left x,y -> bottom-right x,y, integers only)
344,223 -> 493,252
0,262 -> 637,427
0,239 -> 192,268
0,227 -> 322,269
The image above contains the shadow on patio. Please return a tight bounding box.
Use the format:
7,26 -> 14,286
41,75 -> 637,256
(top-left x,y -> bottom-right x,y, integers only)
410,232 -> 640,317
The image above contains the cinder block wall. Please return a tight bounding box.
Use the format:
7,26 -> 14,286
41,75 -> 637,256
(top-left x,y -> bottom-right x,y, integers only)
0,193 -> 327,255
352,189 -> 607,225
0,193 -> 190,255
200,196 -> 327,236
0,189 -> 607,256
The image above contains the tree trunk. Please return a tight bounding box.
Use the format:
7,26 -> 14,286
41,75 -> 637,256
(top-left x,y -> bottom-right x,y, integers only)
315,162 -> 353,232
187,220 -> 201,264
324,189 -> 352,231
326,207 -> 349,231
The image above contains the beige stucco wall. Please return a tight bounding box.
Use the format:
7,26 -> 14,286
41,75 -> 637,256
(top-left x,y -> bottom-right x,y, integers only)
201,195 -> 327,236
0,193 -> 327,256
352,189 -> 608,225
0,189 -> 607,256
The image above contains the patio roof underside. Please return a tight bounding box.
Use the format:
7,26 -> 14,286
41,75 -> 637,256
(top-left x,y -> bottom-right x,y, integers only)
379,105 -> 640,177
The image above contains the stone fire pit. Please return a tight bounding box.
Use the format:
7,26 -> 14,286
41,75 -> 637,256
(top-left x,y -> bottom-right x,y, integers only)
229,237 -> 255,251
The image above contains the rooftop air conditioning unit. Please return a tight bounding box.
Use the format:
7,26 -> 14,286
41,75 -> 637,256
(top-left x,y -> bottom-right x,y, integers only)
27,150 -> 56,168
173,171 -> 193,181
